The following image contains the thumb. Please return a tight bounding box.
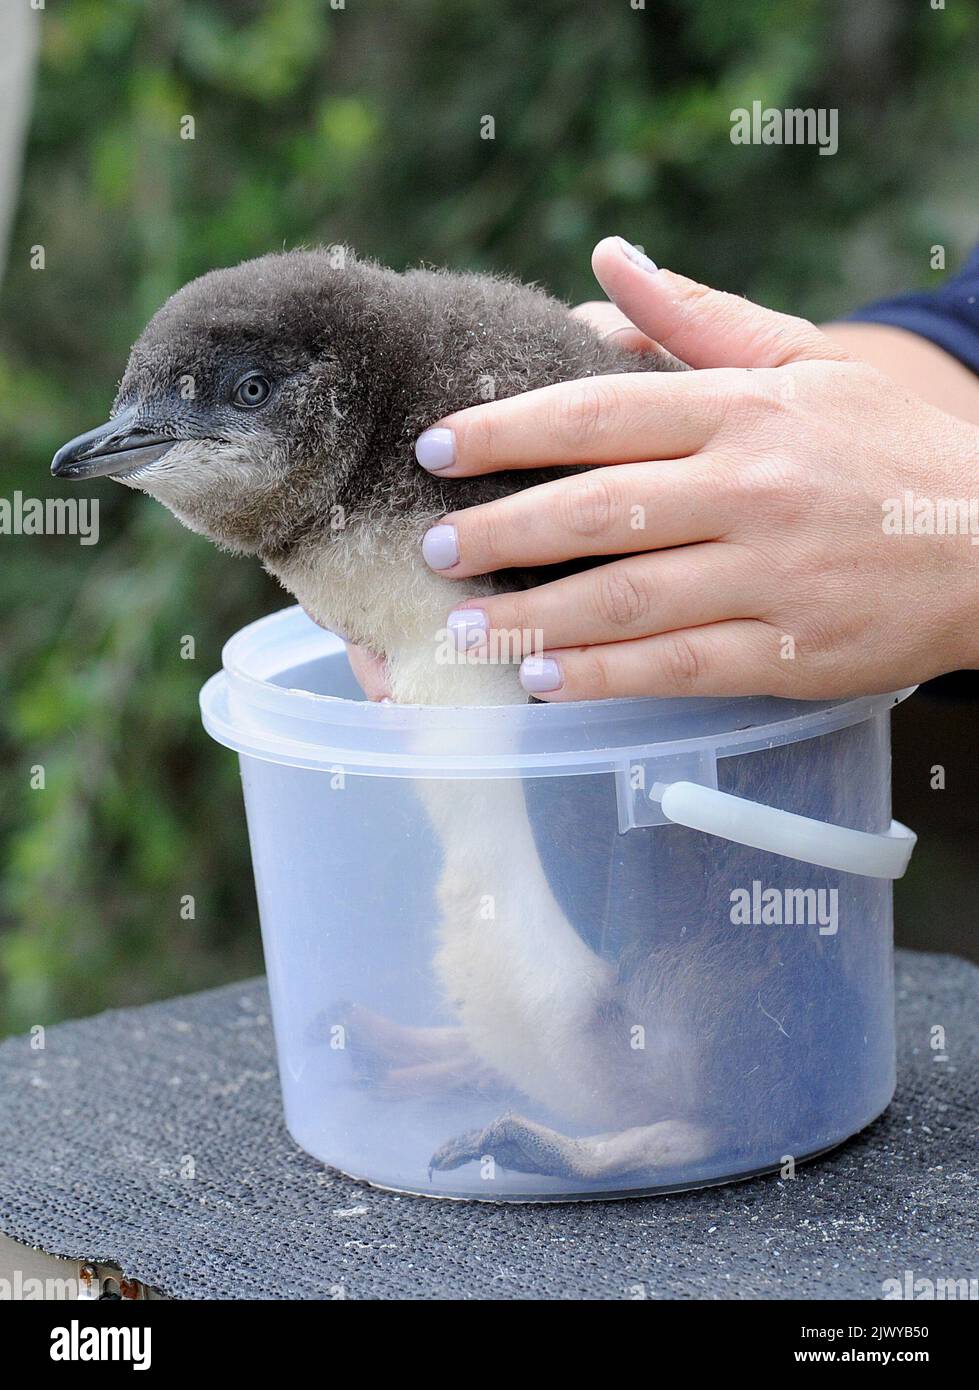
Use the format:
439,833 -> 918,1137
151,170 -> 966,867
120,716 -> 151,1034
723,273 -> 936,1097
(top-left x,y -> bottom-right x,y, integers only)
591,236 -> 851,370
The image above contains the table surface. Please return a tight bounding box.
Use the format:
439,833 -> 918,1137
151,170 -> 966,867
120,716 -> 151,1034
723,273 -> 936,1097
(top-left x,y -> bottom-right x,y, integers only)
0,949 -> 975,1300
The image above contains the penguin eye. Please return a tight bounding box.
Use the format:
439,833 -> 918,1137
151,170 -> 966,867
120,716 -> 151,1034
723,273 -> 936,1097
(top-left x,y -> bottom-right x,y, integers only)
232,373 -> 272,408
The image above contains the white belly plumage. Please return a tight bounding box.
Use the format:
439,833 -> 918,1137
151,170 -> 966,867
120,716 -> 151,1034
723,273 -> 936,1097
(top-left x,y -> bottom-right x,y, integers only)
272,541 -> 712,1175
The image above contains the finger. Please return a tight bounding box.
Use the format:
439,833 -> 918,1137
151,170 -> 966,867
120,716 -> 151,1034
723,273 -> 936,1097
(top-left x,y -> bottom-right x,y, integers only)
415,370 -> 735,477
444,544 -> 755,655
345,642 -> 392,700
518,620 -> 796,700
569,300 -> 635,335
590,236 -> 852,370
421,457 -> 733,578
569,300 -> 666,357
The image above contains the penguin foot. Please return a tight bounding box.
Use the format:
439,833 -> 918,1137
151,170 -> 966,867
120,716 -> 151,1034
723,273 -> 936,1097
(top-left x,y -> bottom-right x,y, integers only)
429,1113 -> 713,1183
429,1113 -> 575,1178
372,1054 -> 506,1100
329,1002 -> 504,1098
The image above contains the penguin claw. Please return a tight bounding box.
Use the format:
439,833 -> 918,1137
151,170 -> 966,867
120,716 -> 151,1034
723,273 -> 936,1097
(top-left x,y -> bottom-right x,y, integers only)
429,1112 -> 583,1179
428,1124 -> 500,1173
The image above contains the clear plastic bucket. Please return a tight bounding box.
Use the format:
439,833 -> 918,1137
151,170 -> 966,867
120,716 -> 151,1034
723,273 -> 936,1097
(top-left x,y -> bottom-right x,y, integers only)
200,606 -> 916,1201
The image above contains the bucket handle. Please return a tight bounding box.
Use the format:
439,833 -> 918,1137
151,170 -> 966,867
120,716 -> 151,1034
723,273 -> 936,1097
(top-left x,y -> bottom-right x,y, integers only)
652,781 -> 916,880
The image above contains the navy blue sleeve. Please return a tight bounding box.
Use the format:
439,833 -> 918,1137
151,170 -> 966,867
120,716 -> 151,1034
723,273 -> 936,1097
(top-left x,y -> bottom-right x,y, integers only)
840,245 -> 979,377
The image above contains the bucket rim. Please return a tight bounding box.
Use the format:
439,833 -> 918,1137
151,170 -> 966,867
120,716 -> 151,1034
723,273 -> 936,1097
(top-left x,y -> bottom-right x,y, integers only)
200,605 -> 915,777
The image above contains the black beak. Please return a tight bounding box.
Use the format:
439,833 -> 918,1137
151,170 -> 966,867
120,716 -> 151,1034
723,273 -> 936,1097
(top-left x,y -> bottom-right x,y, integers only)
51,407 -> 177,480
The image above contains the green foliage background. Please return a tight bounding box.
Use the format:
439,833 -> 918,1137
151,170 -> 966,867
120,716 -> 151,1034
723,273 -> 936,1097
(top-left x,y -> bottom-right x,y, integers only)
1,0 -> 977,1036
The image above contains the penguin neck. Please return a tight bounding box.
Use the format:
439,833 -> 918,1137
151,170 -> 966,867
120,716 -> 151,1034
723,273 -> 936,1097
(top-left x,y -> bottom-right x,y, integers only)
264,519 -> 525,706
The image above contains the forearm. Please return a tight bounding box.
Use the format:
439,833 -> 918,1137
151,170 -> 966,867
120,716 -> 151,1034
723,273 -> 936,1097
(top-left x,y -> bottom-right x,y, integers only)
821,322 -> 979,425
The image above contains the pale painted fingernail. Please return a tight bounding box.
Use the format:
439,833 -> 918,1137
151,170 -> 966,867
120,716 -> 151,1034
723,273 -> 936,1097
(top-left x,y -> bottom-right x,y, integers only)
616,237 -> 658,273
520,656 -> 563,693
415,427 -> 456,472
447,608 -> 488,650
422,523 -> 459,570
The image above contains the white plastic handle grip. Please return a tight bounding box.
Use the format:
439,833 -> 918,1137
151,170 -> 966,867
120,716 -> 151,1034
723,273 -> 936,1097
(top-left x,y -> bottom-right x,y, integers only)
655,781 -> 917,880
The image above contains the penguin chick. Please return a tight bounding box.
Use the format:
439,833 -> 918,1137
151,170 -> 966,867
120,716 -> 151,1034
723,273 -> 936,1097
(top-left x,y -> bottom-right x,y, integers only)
54,248 -> 720,1193
52,246 -> 682,704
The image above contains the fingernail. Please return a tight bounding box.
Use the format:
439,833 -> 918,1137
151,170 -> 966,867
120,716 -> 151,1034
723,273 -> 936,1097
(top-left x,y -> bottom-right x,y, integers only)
616,237 -> 658,273
446,608 -> 488,651
422,523 -> 459,570
605,324 -> 639,344
519,656 -> 563,693
415,427 -> 456,472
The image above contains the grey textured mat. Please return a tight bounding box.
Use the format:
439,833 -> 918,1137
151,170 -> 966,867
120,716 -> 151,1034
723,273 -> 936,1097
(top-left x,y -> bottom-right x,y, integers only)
0,950 -> 976,1300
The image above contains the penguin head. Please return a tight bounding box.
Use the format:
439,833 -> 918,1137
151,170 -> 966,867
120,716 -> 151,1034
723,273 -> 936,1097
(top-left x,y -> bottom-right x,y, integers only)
51,248 -> 375,554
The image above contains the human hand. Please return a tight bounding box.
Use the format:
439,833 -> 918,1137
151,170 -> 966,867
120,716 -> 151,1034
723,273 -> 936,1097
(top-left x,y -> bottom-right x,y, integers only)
300,609 -> 392,701
344,642 -> 392,701
415,236 -> 979,701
